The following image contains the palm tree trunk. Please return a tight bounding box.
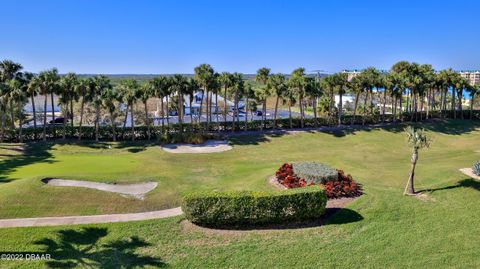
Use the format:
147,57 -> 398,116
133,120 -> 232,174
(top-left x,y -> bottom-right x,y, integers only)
232,91 -> 237,132
452,87 -> 456,119
18,114 -> 23,143
95,104 -> 100,142
43,93 -> 48,141
393,95 -> 397,122
458,89 -> 464,119
70,97 -> 74,132
299,97 -> 304,128
111,111 -> 116,142
189,99 -> 193,131
199,89 -> 204,125
382,89 -> 387,122
165,96 -> 169,132
362,91 -> 368,125
145,101 -> 151,139
470,94 -> 475,120
399,95 -> 403,122
352,92 -> 360,125
0,108 -> 5,143
338,93 -> 343,126
223,86 -> 228,130
205,90 -> 209,130
78,97 -> 85,141
274,96 -> 279,128
131,102 -> 135,141
263,99 -> 267,129
288,104 -> 292,129
313,98 -> 318,128
404,152 -> 418,195
160,100 -> 164,134
122,104 -> 129,140
31,94 -> 37,140
215,92 -> 219,132
178,93 -> 183,135
51,92 -> 55,139
62,103 -> 67,140
244,96 -> 249,131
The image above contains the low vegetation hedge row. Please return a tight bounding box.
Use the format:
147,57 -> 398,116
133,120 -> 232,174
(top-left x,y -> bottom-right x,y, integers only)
182,186 -> 327,226
3,110 -> 479,142
473,161 -> 480,176
293,162 -> 338,184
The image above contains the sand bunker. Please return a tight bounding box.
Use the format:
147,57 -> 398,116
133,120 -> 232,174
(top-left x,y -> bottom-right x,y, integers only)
459,168 -> 480,181
42,178 -> 158,200
161,140 -> 232,154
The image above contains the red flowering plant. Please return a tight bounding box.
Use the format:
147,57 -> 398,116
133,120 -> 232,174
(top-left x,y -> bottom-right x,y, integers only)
275,163 -> 362,199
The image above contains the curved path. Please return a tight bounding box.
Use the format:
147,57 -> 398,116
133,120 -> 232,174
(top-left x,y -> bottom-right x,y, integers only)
0,207 -> 183,228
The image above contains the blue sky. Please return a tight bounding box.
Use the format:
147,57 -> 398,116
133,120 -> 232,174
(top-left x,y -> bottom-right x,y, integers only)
2,0 -> 480,74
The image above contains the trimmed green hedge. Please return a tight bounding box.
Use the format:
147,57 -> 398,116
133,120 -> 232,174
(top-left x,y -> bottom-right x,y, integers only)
182,186 -> 327,226
293,162 -> 338,184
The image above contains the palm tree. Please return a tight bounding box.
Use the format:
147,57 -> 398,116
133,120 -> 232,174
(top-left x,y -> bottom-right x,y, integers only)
36,69 -> 59,141
139,82 -> 154,140
243,83 -> 255,130
169,74 -> 188,134
118,79 -> 140,141
467,84 -> 479,120
267,74 -> 287,128
59,73 -> 78,138
102,87 -> 120,141
404,126 -> 430,195
305,77 -> 322,127
26,73 -> 39,140
194,64 -> 215,128
0,60 -> 23,142
219,72 -> 234,129
152,76 -> 170,135
329,72 -> 349,125
91,76 -> 112,142
282,88 -> 296,128
6,79 -> 28,142
230,73 -> 244,132
185,78 -> 198,130
349,75 -> 365,125
255,67 -> 271,129
75,78 -> 90,141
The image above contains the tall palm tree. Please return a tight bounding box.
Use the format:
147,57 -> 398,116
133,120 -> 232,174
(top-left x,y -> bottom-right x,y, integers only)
0,60 -> 23,142
185,78 -> 198,130
59,73 -> 78,138
118,79 -> 140,141
288,68 -> 307,128
349,75 -> 365,125
102,86 -> 121,141
169,74 -> 188,134
404,126 -> 430,195
139,82 -> 154,140
7,79 -> 28,142
305,77 -> 322,127
255,67 -> 271,129
267,74 -> 287,128
91,76 -> 112,142
230,73 -> 244,132
219,72 -> 235,129
75,78 -> 90,141
194,64 -> 215,128
36,69 -> 59,141
467,84 -> 479,120
152,76 -> 170,134
282,88 -> 296,129
26,73 -> 39,140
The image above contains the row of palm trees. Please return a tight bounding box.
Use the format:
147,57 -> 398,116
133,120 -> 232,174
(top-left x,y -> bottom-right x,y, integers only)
0,59 -> 478,142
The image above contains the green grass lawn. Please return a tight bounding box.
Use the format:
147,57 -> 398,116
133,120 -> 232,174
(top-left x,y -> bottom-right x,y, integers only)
0,120 -> 480,268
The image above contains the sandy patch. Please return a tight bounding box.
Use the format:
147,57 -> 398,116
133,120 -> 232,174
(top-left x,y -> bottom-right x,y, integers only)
161,140 -> 232,154
459,168 -> 480,181
42,178 -> 158,200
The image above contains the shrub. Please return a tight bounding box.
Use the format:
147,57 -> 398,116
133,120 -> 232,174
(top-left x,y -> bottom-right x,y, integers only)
323,170 -> 363,199
293,162 -> 338,184
182,186 -> 327,227
275,163 -> 362,199
473,161 -> 480,176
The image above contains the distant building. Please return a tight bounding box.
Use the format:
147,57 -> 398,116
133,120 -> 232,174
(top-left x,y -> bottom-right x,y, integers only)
341,69 -> 388,81
458,70 -> 480,86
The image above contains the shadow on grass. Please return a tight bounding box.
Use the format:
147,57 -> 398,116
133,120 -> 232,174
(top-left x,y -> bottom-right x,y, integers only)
0,142 -> 55,184
34,227 -> 166,268
49,139 -> 159,154
420,178 -> 480,193
191,208 -> 363,231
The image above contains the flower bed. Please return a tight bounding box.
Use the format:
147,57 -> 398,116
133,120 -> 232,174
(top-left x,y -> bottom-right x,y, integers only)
276,163 -> 362,199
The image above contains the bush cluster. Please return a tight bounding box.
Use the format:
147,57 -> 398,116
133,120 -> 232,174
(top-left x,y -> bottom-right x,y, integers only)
473,161 -> 480,176
292,162 -> 338,184
182,186 -> 327,227
275,163 -> 362,199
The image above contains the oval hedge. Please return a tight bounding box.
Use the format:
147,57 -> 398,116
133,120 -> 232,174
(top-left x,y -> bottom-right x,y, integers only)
293,162 -> 338,184
182,186 -> 327,226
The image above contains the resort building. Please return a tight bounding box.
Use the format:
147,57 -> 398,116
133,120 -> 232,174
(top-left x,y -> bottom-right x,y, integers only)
458,70 -> 480,86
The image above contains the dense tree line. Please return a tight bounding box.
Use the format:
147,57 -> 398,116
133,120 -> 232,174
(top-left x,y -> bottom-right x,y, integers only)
0,60 -> 478,142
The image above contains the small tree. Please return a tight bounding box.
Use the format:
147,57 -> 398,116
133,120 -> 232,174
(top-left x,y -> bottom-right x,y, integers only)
404,126 -> 430,195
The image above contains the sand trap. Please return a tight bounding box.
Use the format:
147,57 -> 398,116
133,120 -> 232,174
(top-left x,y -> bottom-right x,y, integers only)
459,168 -> 480,181
161,140 -> 232,154
42,178 -> 158,200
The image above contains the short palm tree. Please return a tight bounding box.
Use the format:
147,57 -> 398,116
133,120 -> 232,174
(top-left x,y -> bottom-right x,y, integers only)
91,76 -> 112,142
36,69 -> 59,141
404,126 -> 430,195
219,72 -> 235,128
194,64 -> 215,128
59,73 -> 78,138
255,67 -> 271,129
119,79 -> 140,141
101,87 -> 121,141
